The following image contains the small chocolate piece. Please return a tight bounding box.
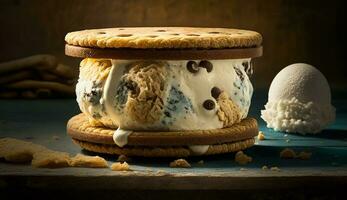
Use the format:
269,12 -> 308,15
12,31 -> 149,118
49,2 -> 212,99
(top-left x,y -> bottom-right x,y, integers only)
199,60 -> 213,72
203,99 -> 215,110
186,61 -> 199,73
211,87 -> 222,99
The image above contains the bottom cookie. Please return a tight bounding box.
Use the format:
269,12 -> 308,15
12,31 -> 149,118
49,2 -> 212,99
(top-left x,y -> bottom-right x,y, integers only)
72,138 -> 255,157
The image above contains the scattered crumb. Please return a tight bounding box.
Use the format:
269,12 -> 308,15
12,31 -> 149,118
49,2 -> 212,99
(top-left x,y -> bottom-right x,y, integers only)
117,154 -> 132,163
257,131 -> 265,140
111,162 -> 131,171
197,160 -> 204,165
240,168 -> 247,171
234,151 -> 252,165
262,165 -> 269,170
296,151 -> 312,160
284,134 -> 288,137
286,139 -> 290,143
52,135 -> 60,140
69,153 -> 108,168
169,158 -> 191,168
270,167 -> 281,172
280,148 -> 296,159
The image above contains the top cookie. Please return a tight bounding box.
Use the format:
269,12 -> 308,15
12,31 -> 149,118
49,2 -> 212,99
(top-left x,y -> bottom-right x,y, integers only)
65,27 -> 262,49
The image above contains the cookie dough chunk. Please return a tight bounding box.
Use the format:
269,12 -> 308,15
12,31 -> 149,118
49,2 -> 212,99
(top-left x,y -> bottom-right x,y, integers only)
76,58 -> 113,127
124,61 -> 167,124
217,91 -> 242,127
70,153 -> 108,168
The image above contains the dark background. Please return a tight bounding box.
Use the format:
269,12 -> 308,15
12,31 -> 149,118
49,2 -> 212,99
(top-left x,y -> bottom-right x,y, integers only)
0,0 -> 344,89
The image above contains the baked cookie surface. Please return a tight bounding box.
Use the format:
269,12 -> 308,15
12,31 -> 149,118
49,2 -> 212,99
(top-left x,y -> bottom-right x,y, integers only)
65,27 -> 262,49
67,113 -> 257,157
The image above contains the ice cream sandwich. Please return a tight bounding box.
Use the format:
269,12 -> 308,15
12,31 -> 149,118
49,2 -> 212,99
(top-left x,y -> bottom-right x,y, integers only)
65,27 -> 262,157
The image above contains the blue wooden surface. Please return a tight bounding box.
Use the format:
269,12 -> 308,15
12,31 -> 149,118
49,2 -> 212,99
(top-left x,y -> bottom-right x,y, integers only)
0,89 -> 346,175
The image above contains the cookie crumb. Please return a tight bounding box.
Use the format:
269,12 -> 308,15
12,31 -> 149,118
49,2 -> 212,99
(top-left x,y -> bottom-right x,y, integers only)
286,139 -> 290,143
284,134 -> 288,137
270,167 -> 281,172
169,158 -> 191,168
262,165 -> 268,170
117,154 -> 132,163
197,160 -> 204,165
52,135 -> 60,140
240,168 -> 247,171
257,131 -> 265,140
280,148 -> 296,159
234,151 -> 252,165
70,154 -> 108,168
297,151 -> 312,160
111,162 -> 131,171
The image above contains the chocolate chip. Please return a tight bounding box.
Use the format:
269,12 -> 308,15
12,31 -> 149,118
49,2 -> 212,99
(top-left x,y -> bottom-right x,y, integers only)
97,31 -> 106,34
186,61 -> 199,73
117,34 -> 132,37
203,99 -> 215,110
211,87 -> 222,99
164,111 -> 171,117
199,60 -> 213,72
186,34 -> 200,36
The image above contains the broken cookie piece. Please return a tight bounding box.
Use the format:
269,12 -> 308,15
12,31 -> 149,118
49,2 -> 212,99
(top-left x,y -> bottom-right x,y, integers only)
31,150 -> 71,168
70,153 -> 108,168
234,151 -> 252,165
0,138 -> 46,163
280,148 -> 296,159
169,158 -> 191,168
111,162 -> 131,171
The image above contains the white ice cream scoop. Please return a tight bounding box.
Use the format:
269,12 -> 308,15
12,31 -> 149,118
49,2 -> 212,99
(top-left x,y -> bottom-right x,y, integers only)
261,63 -> 335,134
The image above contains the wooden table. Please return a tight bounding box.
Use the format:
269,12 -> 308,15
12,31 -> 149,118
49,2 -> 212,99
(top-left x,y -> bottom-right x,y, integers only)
1,90 -> 346,198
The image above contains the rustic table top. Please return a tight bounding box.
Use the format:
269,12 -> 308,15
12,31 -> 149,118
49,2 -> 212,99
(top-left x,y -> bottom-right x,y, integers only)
1,90 -> 346,190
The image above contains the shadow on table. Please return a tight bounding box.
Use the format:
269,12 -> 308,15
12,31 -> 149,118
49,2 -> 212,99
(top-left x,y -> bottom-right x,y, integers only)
308,129 -> 347,140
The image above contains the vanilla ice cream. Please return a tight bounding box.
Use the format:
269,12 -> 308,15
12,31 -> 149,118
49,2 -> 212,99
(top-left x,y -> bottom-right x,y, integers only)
261,63 -> 335,134
76,58 -> 254,132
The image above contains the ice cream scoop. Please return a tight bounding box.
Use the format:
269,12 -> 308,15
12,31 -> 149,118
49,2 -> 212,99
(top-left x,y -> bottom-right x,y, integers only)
261,63 -> 335,134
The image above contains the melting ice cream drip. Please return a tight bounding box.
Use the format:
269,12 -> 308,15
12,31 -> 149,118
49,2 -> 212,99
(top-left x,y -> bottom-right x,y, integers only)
112,127 -> 133,147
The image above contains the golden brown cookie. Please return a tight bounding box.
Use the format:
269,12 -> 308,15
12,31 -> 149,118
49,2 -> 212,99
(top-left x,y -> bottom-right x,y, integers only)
67,113 -> 257,157
65,27 -> 262,49
65,27 -> 263,59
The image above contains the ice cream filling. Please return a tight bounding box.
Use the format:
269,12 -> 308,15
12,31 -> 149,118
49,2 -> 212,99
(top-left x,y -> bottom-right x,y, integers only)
261,97 -> 335,134
188,145 -> 210,155
76,58 -> 254,147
